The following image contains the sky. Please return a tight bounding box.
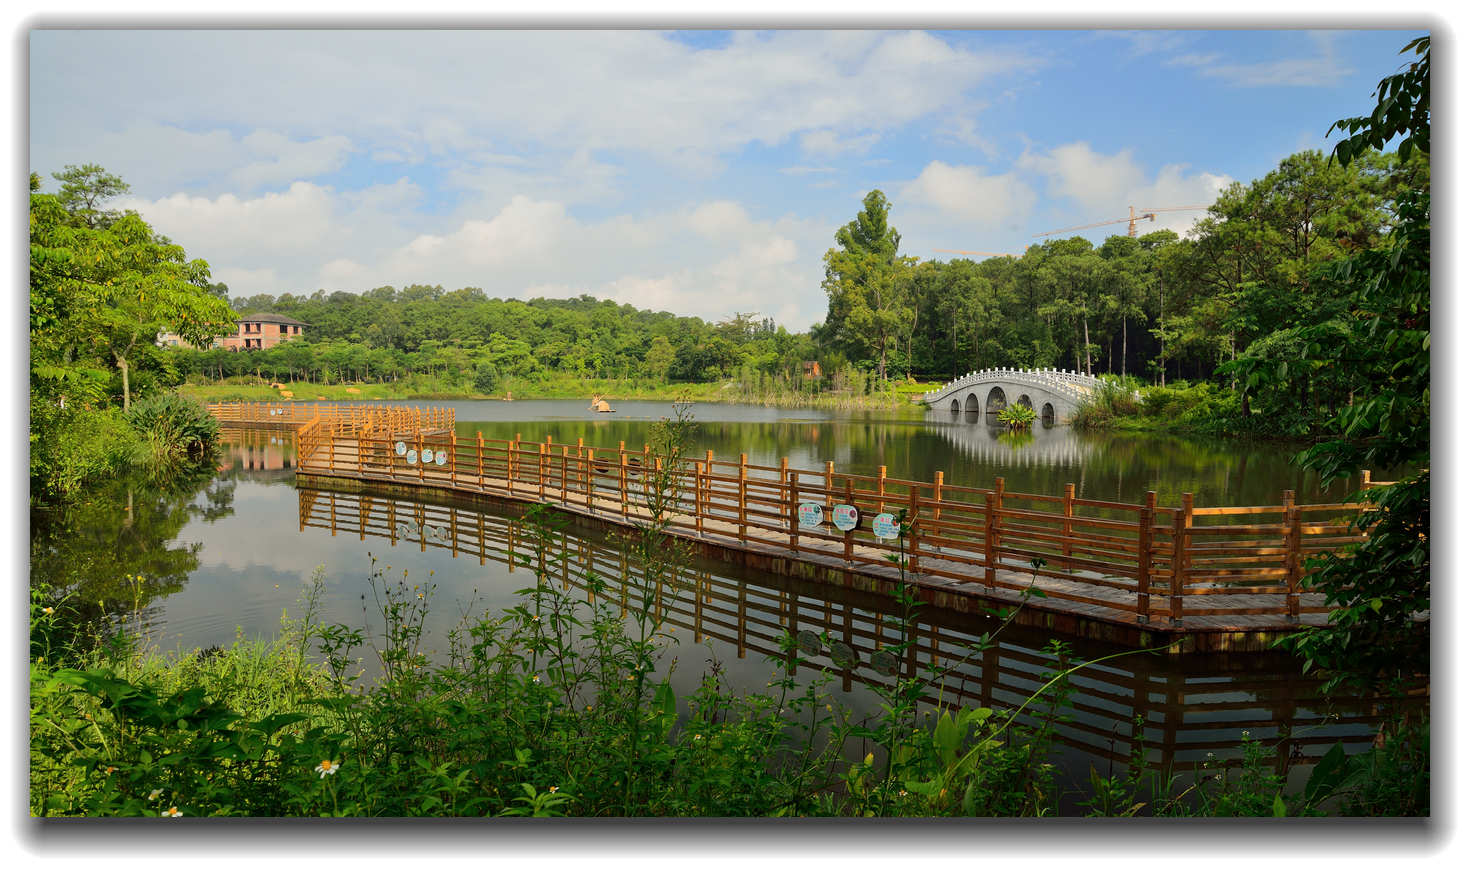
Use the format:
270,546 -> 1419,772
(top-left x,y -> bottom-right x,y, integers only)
29,28 -> 1424,330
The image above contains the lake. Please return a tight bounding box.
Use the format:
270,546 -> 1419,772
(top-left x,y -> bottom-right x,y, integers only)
30,399 -> 1411,811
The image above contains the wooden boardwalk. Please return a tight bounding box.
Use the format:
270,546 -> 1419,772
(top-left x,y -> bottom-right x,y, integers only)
207,401 -> 1374,652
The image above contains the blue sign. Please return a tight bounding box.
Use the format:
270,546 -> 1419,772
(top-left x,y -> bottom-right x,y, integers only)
872,513 -> 899,540
832,504 -> 860,532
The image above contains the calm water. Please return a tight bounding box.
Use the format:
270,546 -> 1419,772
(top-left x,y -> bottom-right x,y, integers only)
31,401 -> 1410,810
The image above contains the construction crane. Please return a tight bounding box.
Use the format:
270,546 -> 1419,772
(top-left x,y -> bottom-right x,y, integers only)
1032,205 -> 1209,239
931,248 -> 1026,258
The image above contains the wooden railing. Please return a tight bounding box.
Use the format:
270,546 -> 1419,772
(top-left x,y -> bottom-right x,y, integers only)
208,401 -> 455,435
299,487 -> 1419,770
274,404 -> 1378,628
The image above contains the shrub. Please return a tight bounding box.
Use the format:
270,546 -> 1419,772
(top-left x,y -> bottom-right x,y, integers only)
29,400 -> 138,499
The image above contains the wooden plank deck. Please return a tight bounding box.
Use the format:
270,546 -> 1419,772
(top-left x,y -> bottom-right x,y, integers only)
293,435 -> 1339,652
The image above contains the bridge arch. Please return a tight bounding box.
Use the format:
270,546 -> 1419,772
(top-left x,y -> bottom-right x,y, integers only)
986,386 -> 1008,412
964,393 -> 979,414
922,367 -> 1118,424
950,398 -> 960,414
1041,401 -> 1055,420
1016,393 -> 1033,411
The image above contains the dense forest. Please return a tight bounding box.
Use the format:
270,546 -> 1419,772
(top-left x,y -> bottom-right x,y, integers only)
185,145 -> 1425,415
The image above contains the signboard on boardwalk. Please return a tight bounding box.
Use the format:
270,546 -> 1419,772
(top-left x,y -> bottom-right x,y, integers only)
406,450 -> 418,464
435,451 -> 447,466
872,512 -> 899,540
832,504 -> 859,532
395,441 -> 407,455
797,501 -> 824,528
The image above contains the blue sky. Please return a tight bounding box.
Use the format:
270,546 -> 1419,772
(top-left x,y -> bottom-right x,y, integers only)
29,28 -> 1422,330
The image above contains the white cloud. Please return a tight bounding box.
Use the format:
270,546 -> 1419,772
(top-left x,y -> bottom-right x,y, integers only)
32,30 -> 1040,191
1015,142 -> 1230,236
896,161 -> 1036,229
1163,32 -> 1351,87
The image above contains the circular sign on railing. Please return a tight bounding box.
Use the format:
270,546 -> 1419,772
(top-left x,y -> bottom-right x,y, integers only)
435,451 -> 447,466
831,504 -> 860,532
406,450 -> 418,465
871,650 -> 899,676
872,512 -> 899,540
829,641 -> 857,668
797,501 -> 824,528
395,441 -> 407,456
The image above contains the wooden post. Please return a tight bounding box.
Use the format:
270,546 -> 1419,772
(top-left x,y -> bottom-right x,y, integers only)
738,453 -> 748,542
1062,482 -> 1075,572
908,484 -> 920,573
619,450 -> 629,517
1287,506 -> 1303,620
561,447 -> 568,502
1170,507 -> 1187,627
843,478 -> 855,564
694,461 -> 705,534
1137,491 -> 1156,623
984,493 -> 997,591
511,433 -> 520,490
1182,491 -> 1194,594
877,465 -> 887,515
789,472 -> 801,553
825,461 -> 834,498
932,471 -> 944,537
585,449 -> 593,512
477,432 -> 484,485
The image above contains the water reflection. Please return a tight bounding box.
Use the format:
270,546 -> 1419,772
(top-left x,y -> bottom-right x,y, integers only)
295,486 -> 1422,776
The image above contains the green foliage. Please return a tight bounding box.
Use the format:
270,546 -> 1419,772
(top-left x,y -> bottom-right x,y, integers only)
1327,37 -> 1429,165
29,401 -> 138,499
996,402 -> 1037,429
473,362 -> 499,396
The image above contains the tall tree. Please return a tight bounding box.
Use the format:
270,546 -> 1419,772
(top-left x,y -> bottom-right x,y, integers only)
821,190 -> 915,381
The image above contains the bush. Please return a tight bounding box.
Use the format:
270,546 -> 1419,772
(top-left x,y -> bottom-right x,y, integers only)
474,363 -> 499,395
29,400 -> 138,499
124,394 -> 220,457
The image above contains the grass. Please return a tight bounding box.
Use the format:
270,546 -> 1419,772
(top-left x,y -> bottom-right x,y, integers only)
175,374 -> 928,410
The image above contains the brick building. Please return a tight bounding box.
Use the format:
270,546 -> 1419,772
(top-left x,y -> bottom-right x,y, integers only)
218,313 -> 309,351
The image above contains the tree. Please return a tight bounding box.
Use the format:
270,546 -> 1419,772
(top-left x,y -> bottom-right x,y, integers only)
51,163 -> 132,229
1220,36 -> 1430,697
821,190 -> 916,381
31,168 -> 236,410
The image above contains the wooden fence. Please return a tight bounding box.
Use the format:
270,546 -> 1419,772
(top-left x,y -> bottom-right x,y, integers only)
268,402 -> 1378,628
299,487 -> 1417,772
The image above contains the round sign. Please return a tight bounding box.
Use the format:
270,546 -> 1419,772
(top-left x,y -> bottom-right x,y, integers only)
829,641 -> 857,668
797,501 -> 824,528
831,504 -> 860,532
871,650 -> 899,676
406,450 -> 418,465
435,451 -> 447,466
872,512 -> 900,540
395,441 -> 407,456
796,629 -> 822,655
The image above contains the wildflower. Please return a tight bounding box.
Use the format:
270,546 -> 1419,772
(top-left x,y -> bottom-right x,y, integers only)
103,766 -> 116,776
162,806 -> 182,817
42,607 -> 54,615
533,675 -> 541,682
315,759 -> 340,778
148,789 -> 163,801
549,786 -> 559,794
899,790 -> 908,797
694,734 -> 703,741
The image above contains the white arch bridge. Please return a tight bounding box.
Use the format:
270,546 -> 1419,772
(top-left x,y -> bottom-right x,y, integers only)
922,367 -> 1103,421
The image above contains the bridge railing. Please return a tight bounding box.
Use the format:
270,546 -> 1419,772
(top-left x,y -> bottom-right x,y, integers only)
265,404 -> 1376,628
922,367 -> 1104,403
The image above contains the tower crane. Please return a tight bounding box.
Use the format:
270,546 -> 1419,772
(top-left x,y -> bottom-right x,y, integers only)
1032,205 -> 1209,239
931,248 -> 1027,258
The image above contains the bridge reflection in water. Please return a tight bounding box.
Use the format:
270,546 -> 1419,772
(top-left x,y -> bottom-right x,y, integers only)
298,486 -> 1420,776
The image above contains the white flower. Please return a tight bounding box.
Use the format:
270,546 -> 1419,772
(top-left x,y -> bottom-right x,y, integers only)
42,607 -> 54,615
315,759 -> 340,777
148,789 -> 163,802
162,806 -> 182,817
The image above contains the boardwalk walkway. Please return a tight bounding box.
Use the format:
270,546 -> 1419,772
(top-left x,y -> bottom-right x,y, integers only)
218,397 -> 1375,654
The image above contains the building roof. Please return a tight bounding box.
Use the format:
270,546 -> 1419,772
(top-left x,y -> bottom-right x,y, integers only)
240,312 -> 310,326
